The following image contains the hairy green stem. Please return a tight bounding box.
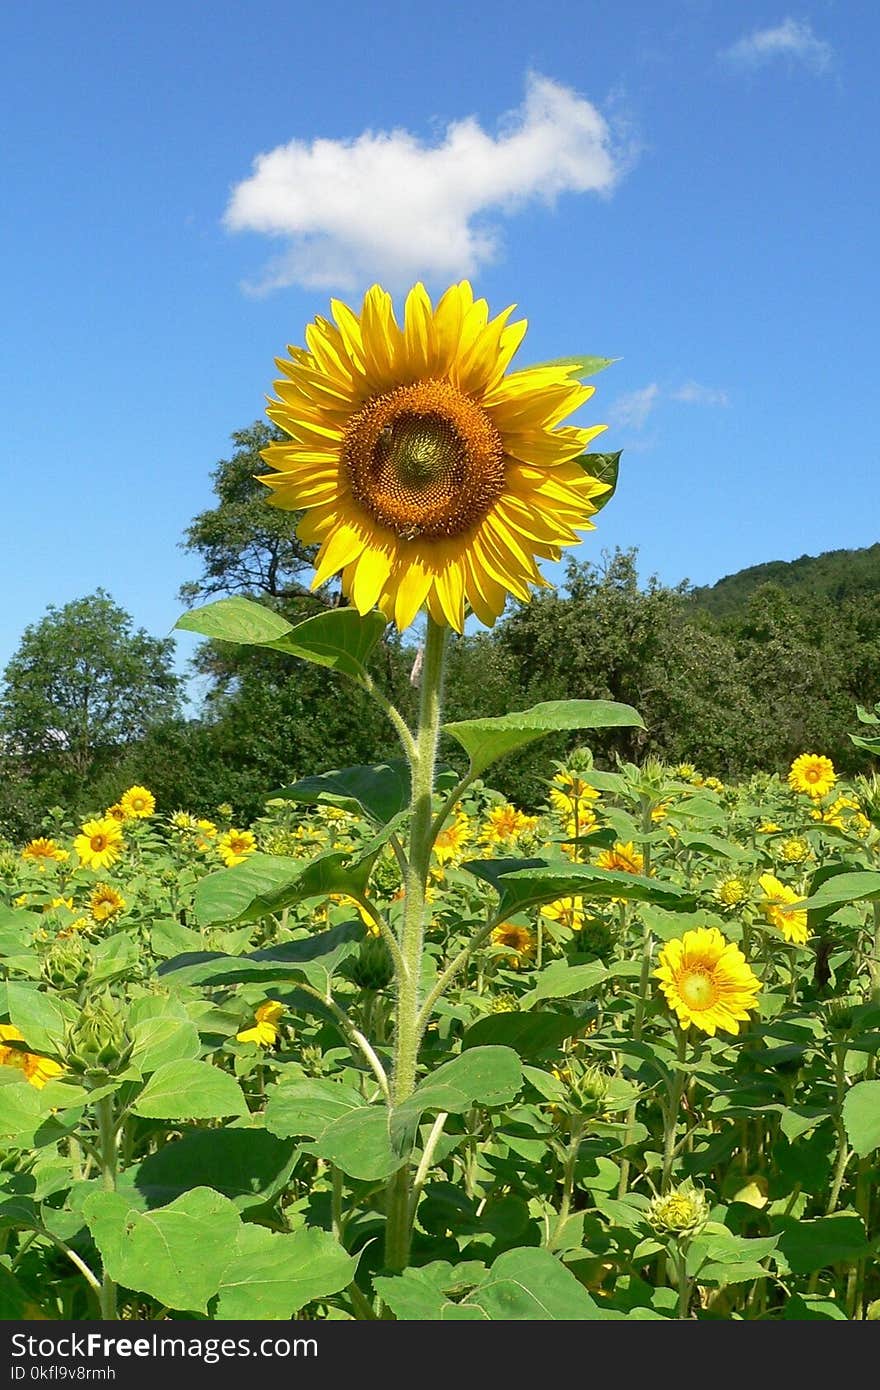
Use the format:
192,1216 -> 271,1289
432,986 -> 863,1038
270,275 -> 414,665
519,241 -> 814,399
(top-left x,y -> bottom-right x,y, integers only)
95,1096 -> 118,1320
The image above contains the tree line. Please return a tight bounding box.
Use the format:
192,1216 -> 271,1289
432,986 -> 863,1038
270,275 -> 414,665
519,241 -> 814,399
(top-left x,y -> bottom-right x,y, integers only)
2,423 -> 878,837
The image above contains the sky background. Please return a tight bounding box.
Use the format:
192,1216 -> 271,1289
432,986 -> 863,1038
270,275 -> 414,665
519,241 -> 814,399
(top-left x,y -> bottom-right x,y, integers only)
2,0 -> 877,685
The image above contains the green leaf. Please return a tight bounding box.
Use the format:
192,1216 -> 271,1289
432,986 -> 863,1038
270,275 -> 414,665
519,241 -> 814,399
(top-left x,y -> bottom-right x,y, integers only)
264,1077 -> 365,1140
275,760 -> 412,824
521,960 -> 609,1007
158,921 -> 361,991
674,830 -> 748,860
793,871 -> 880,914
577,451 -> 621,514
842,1080 -> 880,1157
215,1223 -> 356,1320
176,598 -> 387,682
130,1015 -> 201,1075
460,1011 -> 583,1058
462,1247 -> 605,1320
175,596 -> 291,644
131,1061 -> 249,1120
191,850 -> 375,928
462,857 -> 691,918
443,699 -> 643,778
391,1047 -> 522,1151
773,1214 -> 869,1275
305,1107 -> 399,1181
83,1187 -> 241,1314
525,355 -> 618,380
5,983 -> 67,1054
122,1129 -> 298,1212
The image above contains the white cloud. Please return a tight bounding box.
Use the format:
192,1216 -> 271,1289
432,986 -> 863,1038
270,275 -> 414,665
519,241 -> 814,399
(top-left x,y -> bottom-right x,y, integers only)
223,74 -> 624,293
609,384 -> 661,430
721,18 -> 832,73
609,380 -> 729,430
670,381 -> 730,407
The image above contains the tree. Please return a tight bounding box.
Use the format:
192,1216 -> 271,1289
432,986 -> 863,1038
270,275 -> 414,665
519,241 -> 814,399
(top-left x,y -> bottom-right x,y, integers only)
0,591 -> 181,786
179,421 -> 321,608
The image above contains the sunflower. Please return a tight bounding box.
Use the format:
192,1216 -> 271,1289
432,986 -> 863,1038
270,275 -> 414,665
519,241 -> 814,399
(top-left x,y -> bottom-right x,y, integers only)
105,803 -> 128,824
21,838 -> 68,864
120,786 -> 155,819
0,1024 -> 63,1090
218,829 -> 257,867
89,884 -> 126,923
654,927 -> 761,1036
548,771 -> 599,819
236,1000 -> 284,1048
432,810 -> 472,866
480,804 -> 539,848
541,896 -> 585,933
74,818 -> 124,872
788,754 -> 836,800
778,836 -> 811,864
260,282 -> 610,632
490,922 -> 536,968
716,876 -> 750,907
758,873 -> 809,945
595,841 -> 644,875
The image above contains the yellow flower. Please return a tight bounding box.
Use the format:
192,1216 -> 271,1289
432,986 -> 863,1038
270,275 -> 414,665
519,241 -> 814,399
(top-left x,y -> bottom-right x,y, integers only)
120,786 -> 155,819
490,922 -> 536,968
433,811 -> 472,866
480,804 -> 539,847
778,837 -> 811,864
703,776 -> 724,793
595,841 -> 644,875
562,807 -> 598,842
218,828 -> 257,867
654,926 -> 761,1036
541,896 -> 585,932
169,811 -> 199,832
13,893 -> 29,908
716,876 -> 750,907
43,897 -> 74,913
0,1024 -> 63,1089
260,282 -> 611,632
236,1000 -> 284,1047
757,821 -> 781,834
648,1181 -> 710,1237
21,838 -> 68,864
788,753 -> 836,799
197,819 -> 217,837
548,771 -> 599,819
651,802 -> 670,823
89,884 -> 126,923
758,873 -> 809,945
674,763 -> 696,780
74,818 -> 124,871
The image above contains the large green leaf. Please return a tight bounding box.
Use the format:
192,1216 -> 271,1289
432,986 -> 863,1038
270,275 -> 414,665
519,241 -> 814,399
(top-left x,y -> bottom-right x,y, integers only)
158,921 -> 361,991
304,1107 -> 399,1181
460,1011 -> 583,1058
391,1047 -> 522,1150
842,1080 -> 880,1157
5,983 -> 67,1054
443,700 -> 643,778
130,1061 -> 249,1120
215,1224 -> 356,1320
130,1015 -> 201,1075
83,1187 -> 240,1314
264,1077 -> 365,1140
176,598 -> 387,682
192,850 -> 376,928
462,857 -> 691,918
275,761 -> 458,825
793,871 -> 880,915
577,451 -> 621,514
773,1214 -> 869,1275
462,1247 -> 605,1320
123,1129 -> 298,1211
521,960 -> 609,1008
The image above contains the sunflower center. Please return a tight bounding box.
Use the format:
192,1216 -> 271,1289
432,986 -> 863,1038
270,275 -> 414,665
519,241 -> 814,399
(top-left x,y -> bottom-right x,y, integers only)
343,379 -> 505,540
90,835 -> 107,852
679,968 -> 719,1011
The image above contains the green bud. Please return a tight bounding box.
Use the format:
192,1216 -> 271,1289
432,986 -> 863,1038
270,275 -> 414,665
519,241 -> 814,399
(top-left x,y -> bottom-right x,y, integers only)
66,994 -> 133,1085
42,937 -> 93,991
349,937 -> 395,992
490,992 -> 518,1014
647,1180 -> 711,1239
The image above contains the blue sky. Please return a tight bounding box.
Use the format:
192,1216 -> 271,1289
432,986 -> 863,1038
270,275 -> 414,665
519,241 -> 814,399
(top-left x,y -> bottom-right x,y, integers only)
2,0 -> 877,682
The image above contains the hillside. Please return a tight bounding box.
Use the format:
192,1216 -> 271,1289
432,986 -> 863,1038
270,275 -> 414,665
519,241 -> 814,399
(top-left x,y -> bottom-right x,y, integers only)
691,542 -> 880,618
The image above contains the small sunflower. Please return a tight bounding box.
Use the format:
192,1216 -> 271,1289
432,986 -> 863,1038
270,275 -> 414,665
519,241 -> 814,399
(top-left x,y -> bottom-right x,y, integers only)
788,754 -> 836,800
261,282 -> 611,632
480,804 -> 539,848
654,926 -> 761,1036
548,771 -> 599,818
540,896 -> 585,933
105,803 -> 128,824
716,876 -> 750,907
490,922 -> 536,969
778,836 -> 811,865
21,838 -> 68,864
433,810 -> 472,866
595,841 -> 644,875
89,884 -> 126,923
218,828 -> 257,867
236,1000 -> 284,1048
120,786 -> 155,819
0,1024 -> 63,1090
758,873 -> 809,945
74,818 -> 124,872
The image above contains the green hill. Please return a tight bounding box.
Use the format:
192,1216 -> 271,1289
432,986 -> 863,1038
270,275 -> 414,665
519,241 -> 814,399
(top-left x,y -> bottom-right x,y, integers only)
692,542 -> 880,618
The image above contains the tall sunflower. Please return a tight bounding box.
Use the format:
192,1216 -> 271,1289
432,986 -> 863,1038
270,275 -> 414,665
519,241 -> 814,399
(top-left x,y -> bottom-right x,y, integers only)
261,283 -> 610,631
654,927 -> 761,1036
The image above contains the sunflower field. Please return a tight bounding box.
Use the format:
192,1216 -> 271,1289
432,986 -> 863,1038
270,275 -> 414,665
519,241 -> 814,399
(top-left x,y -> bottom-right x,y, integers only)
1,284 -> 879,1323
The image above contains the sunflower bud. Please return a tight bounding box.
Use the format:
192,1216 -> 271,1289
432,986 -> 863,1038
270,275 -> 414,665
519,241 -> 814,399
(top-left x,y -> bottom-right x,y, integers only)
65,994 -> 133,1084
648,1181 -> 710,1239
42,937 -> 92,992
349,937 -> 395,992
490,992 -> 518,1014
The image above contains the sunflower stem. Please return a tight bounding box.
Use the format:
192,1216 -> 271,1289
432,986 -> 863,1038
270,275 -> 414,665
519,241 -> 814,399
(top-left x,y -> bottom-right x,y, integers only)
384,616 -> 447,1274
95,1096 -> 118,1320
662,1028 -> 690,1192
